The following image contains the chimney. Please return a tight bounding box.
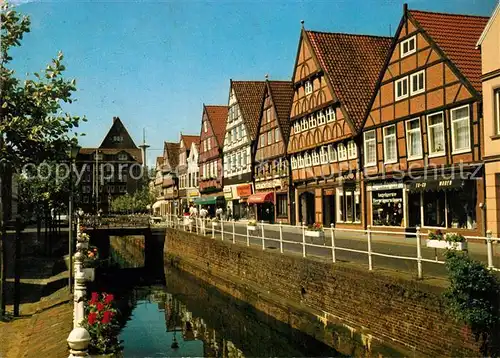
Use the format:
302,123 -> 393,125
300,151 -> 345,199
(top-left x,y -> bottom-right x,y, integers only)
403,3 -> 408,14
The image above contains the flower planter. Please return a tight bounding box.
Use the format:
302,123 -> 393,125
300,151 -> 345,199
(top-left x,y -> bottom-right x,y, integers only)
426,239 -> 467,251
83,267 -> 95,282
247,225 -> 257,231
305,230 -> 324,238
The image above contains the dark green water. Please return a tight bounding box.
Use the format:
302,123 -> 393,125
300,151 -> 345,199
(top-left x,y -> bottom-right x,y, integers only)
92,247 -> 341,357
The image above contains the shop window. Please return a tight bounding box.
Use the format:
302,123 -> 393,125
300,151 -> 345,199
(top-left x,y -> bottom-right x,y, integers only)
277,194 -> 288,218
347,141 -> 357,159
400,36 -> 416,58
383,125 -> 397,163
410,70 -> 425,95
326,107 -> 336,122
447,181 -> 477,229
406,118 -> 422,159
319,146 -> 328,164
317,110 -> 326,126
337,143 -> 347,161
372,189 -> 404,226
364,130 -> 377,166
336,186 -> 361,223
451,105 -> 471,154
427,112 -> 445,156
423,190 -> 446,227
395,77 -> 409,100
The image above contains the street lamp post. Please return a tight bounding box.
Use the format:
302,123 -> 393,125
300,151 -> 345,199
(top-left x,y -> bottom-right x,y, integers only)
68,144 -> 81,292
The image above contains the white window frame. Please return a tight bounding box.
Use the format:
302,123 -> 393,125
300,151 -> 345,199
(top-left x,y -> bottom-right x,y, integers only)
291,156 -> 297,169
328,144 -> 337,163
426,112 -> 446,157
203,140 -> 207,152
395,77 -> 409,101
450,105 -> 471,154
298,154 -> 305,168
363,130 -> 377,166
400,35 -> 416,58
383,125 -> 397,164
337,143 -> 347,161
203,121 -> 207,133
309,115 -> 317,128
207,138 -> 211,150
267,131 -> 272,145
118,153 -> 127,161
301,118 -> 309,131
294,122 -> 301,134
410,70 -> 425,96
319,146 -> 328,164
406,118 -> 422,160
304,152 -> 312,167
347,140 -> 357,159
275,128 -> 280,143
495,89 -> 500,135
317,110 -> 326,126
305,80 -> 313,95
326,107 -> 336,122
312,151 -> 320,166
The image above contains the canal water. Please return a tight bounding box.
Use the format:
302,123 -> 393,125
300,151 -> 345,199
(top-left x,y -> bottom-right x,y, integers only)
89,244 -> 342,357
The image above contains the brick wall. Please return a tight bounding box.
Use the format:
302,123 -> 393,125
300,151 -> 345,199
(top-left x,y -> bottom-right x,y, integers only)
165,228 -> 482,357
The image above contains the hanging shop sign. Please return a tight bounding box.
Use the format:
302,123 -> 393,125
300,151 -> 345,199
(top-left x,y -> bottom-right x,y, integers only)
223,187 -> 233,200
236,184 -> 252,197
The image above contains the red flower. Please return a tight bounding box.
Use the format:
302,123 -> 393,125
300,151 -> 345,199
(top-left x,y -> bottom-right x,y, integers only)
90,292 -> 99,305
88,312 -> 98,325
96,302 -> 104,312
102,310 -> 113,324
104,294 -> 114,304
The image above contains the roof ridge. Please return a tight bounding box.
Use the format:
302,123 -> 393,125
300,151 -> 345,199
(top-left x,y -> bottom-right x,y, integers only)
205,104 -> 228,107
305,29 -> 391,40
408,9 -> 489,19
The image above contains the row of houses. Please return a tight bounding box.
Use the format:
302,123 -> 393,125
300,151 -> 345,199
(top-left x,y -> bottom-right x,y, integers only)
152,3 -> 500,237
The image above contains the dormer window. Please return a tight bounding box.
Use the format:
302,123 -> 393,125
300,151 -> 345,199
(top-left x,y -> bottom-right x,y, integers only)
118,153 -> 128,161
400,36 -> 416,58
305,80 -> 313,95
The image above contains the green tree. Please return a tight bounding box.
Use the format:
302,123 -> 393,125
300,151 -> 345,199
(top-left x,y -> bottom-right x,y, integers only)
0,2 -> 86,316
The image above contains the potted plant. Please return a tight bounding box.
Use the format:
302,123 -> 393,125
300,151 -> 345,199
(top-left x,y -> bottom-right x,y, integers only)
83,246 -> 99,282
81,292 -> 123,357
426,230 -> 467,251
247,219 -> 257,231
305,223 -> 324,238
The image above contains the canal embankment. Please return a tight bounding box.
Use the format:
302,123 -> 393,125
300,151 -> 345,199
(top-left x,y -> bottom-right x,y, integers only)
163,228 -> 483,357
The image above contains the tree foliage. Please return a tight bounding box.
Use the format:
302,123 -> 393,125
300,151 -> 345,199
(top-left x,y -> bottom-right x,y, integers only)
110,185 -> 156,214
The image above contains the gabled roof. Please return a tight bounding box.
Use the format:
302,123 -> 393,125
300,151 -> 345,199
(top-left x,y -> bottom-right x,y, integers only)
408,9 -> 488,93
180,135 -> 200,151
156,156 -> 163,168
305,30 -> 392,132
99,117 -> 138,149
163,141 -> 179,169
204,105 -> 228,147
231,80 -> 267,140
477,1 -> 500,47
267,80 -> 294,143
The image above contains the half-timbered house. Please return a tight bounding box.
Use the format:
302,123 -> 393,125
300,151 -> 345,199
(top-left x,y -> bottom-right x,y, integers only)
222,80 -> 266,220
362,6 -> 488,236
287,25 -> 392,227
177,134 -> 200,213
196,105 -> 228,216
250,79 -> 294,223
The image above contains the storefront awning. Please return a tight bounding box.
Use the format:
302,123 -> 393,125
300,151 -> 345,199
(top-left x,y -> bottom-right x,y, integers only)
193,196 -> 225,205
247,192 -> 274,204
408,179 -> 464,192
152,200 -> 167,209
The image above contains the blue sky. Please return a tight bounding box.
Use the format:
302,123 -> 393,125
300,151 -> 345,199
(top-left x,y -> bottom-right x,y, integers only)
11,0 -> 497,167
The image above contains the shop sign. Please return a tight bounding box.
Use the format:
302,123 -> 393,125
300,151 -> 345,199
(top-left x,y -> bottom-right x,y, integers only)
324,189 -> 335,196
237,184 -> 252,197
409,179 -> 464,192
255,179 -> 283,190
368,182 -> 404,191
372,190 -> 403,205
188,190 -> 200,197
223,187 -> 233,200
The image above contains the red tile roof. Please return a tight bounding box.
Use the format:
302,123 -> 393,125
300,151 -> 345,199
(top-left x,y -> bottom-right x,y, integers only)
267,80 -> 294,143
163,141 -> 179,169
205,105 -> 228,147
181,134 -> 200,150
232,80 -> 267,140
79,148 -> 143,164
305,31 -> 392,132
409,9 -> 488,93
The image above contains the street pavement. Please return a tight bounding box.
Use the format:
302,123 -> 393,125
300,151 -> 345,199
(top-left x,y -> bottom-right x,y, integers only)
181,220 -> 500,280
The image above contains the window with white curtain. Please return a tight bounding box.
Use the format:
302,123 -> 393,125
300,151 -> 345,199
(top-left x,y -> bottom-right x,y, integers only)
326,107 -> 336,122
451,105 -> 471,153
364,130 -> 376,166
427,112 -> 445,156
383,125 -> 397,163
319,146 -> 328,164
347,141 -> 357,159
337,143 -> 347,161
328,144 -> 337,162
317,110 -> 326,126
406,118 -> 422,159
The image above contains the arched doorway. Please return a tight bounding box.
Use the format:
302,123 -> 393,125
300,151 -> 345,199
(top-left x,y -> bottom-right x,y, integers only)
299,191 -> 315,225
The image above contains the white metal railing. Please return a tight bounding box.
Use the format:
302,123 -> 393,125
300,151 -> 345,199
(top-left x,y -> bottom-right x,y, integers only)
163,214 -> 500,279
